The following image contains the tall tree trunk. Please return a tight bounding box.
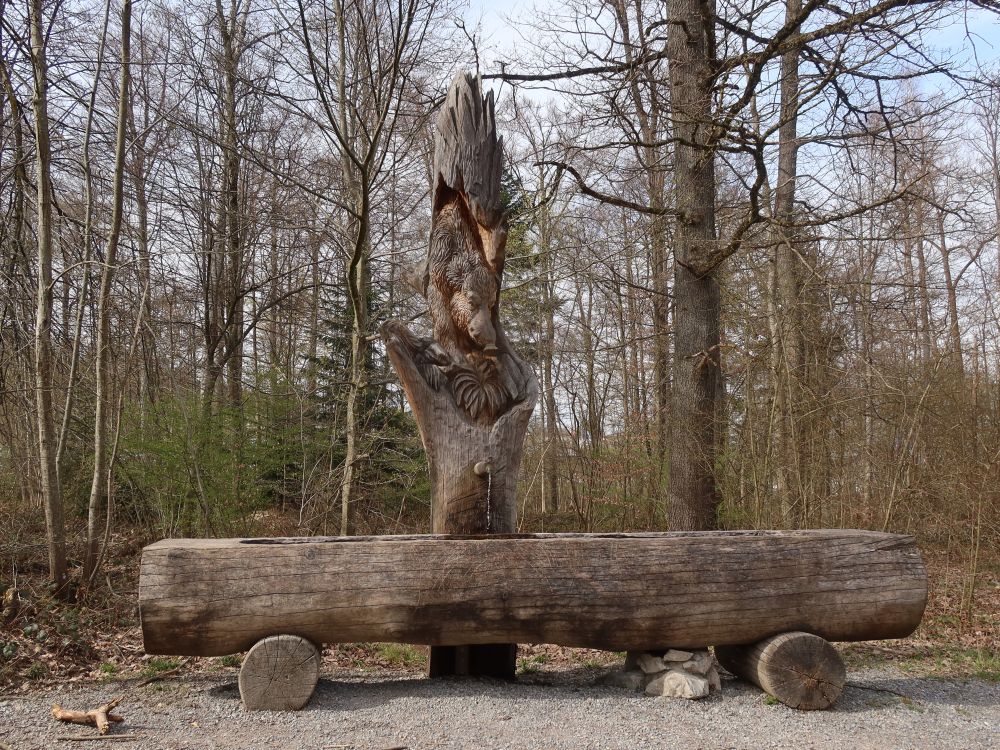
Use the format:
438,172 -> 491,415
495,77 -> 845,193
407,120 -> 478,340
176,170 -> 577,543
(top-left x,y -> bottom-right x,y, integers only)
333,0 -> 369,538
84,0 -> 132,582
218,0 -> 244,414
339,210 -> 370,537
609,0 -> 671,485
666,0 -> 721,531
914,199 -> 934,363
56,0 -> 111,476
133,153 -> 156,422
936,209 -> 963,373
308,229 -> 321,395
0,60 -> 35,514
540,209 -> 559,512
772,0 -> 804,525
29,0 -> 68,591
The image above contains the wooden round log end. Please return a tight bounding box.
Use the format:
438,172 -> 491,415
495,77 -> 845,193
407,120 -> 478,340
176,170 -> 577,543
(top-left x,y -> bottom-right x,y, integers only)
238,635 -> 320,711
716,631 -> 846,710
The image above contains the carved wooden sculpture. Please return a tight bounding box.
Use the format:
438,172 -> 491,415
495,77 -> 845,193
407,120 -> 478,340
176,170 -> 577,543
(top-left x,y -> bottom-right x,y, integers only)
382,73 -> 537,678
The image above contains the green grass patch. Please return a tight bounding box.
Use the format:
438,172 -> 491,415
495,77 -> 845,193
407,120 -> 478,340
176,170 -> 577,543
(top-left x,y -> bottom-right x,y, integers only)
969,648 -> 1000,682
141,657 -> 182,678
375,643 -> 425,669
895,646 -> 1000,681
516,653 -> 552,674
516,658 -> 540,675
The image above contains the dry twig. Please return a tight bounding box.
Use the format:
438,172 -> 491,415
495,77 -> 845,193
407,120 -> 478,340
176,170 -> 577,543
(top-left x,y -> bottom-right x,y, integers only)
57,735 -> 145,743
51,696 -> 124,734
137,666 -> 183,686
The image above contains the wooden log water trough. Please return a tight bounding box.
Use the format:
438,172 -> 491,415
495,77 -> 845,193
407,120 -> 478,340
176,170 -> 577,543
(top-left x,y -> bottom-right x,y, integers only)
139,529 -> 927,710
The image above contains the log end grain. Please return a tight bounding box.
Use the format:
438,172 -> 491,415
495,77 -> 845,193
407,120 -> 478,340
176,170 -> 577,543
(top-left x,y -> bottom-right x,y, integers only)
716,631 -> 846,710
238,635 -> 320,711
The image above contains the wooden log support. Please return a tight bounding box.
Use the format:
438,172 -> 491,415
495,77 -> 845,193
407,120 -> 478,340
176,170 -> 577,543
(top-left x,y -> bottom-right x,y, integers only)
715,631 -> 847,710
140,530 -> 927,657
238,635 -> 320,711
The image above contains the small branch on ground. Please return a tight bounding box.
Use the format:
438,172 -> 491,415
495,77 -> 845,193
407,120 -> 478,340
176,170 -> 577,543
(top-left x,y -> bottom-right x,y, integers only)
846,681 -> 912,698
137,666 -> 183,686
57,736 -> 145,743
51,696 -> 124,734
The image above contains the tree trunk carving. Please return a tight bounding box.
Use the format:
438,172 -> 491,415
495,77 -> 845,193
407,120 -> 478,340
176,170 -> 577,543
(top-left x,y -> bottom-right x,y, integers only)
382,72 -> 538,678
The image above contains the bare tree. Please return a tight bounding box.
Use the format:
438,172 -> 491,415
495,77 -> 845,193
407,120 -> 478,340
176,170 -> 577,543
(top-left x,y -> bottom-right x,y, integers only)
294,0 -> 445,534
27,0 -> 68,589
84,0 -> 132,583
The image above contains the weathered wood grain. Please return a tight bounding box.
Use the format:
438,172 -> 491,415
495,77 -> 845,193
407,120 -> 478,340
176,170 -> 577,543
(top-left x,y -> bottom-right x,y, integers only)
139,530 -> 927,658
238,635 -> 320,711
716,631 -> 846,709
386,71 -> 535,679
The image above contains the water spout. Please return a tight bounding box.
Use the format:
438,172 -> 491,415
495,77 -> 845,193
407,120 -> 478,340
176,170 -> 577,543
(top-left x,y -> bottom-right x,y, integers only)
473,460 -> 494,532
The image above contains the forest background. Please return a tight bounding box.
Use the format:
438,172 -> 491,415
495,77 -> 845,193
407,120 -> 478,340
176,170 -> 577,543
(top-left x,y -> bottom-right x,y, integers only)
1,0 -> 999,686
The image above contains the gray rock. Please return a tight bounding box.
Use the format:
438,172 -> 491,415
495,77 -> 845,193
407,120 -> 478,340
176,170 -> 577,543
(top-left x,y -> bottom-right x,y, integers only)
662,649 -> 694,662
645,670 -> 711,700
599,670 -> 645,692
636,653 -> 667,674
707,666 -> 722,692
681,650 -> 714,676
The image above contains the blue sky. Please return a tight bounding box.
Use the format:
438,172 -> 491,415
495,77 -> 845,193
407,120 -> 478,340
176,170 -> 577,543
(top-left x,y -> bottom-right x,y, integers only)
465,1 -> 1000,73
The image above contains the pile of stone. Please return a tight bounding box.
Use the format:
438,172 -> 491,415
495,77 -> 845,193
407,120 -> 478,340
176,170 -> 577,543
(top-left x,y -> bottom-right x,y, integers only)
600,649 -> 722,699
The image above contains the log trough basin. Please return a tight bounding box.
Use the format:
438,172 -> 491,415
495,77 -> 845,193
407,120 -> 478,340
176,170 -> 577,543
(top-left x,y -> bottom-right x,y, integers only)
139,529 -> 927,658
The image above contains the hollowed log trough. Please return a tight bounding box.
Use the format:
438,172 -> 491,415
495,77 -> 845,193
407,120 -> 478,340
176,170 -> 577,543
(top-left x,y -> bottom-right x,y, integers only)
139,529 -> 927,709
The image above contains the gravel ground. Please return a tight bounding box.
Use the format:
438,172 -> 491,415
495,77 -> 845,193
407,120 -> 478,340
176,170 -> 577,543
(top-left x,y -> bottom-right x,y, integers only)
2,666 -> 998,750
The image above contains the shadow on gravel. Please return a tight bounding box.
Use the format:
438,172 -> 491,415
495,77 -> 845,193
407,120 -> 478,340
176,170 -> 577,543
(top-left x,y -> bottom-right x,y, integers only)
301,671 -> 730,711
837,677 -> 1000,710
207,681 -> 239,698
187,670 -> 1000,716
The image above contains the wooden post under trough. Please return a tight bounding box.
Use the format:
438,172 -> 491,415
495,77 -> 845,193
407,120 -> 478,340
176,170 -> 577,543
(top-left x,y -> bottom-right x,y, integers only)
140,530 -> 927,657
238,634 -> 320,711
382,72 -> 537,679
715,631 -> 847,710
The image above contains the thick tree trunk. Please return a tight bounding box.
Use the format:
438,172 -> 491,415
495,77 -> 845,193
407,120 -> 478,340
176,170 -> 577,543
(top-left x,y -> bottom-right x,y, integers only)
666,0 -> 721,531
29,0 -> 68,591
139,530 -> 927,657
